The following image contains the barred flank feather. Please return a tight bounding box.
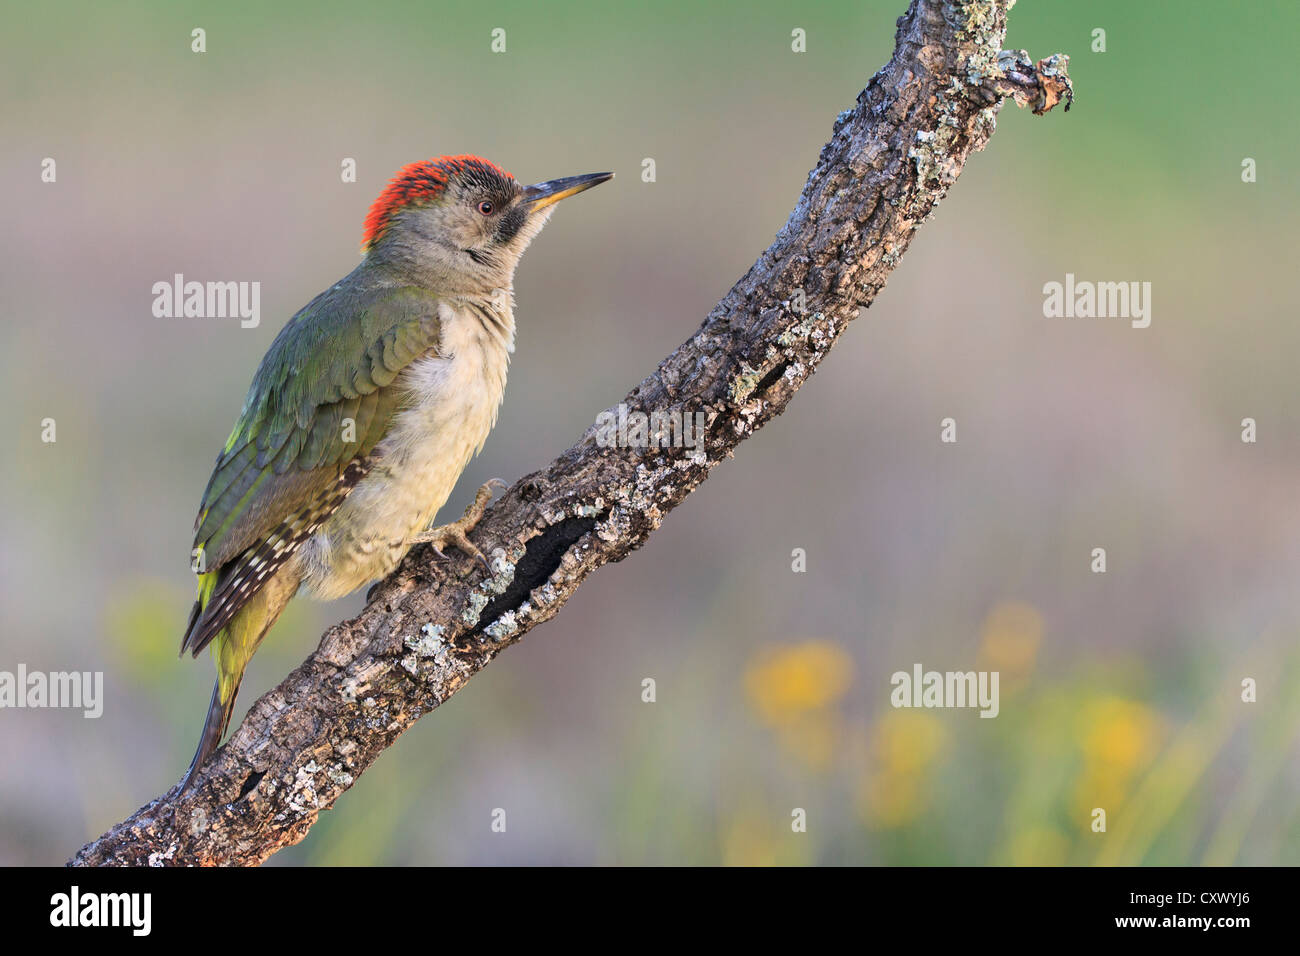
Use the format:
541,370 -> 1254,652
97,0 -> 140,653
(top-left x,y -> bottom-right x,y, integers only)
181,457 -> 371,658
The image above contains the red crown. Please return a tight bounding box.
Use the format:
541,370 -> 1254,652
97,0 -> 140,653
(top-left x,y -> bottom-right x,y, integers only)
362,155 -> 513,250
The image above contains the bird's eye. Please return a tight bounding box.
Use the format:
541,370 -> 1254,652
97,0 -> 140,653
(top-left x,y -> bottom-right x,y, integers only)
477,200 -> 494,215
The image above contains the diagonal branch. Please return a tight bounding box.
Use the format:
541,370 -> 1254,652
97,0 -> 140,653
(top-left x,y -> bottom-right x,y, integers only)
72,0 -> 1070,866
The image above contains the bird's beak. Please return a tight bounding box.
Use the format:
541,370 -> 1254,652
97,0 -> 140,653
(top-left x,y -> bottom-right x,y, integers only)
523,171 -> 614,213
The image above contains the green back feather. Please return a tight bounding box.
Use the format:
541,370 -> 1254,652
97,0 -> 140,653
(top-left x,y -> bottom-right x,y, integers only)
194,277 -> 445,570
181,271 -> 445,656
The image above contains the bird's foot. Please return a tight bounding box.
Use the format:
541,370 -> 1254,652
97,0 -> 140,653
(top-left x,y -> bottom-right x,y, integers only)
409,479 -> 507,573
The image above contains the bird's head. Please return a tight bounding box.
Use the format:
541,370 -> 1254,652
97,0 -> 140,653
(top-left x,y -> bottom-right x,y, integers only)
361,155 -> 612,293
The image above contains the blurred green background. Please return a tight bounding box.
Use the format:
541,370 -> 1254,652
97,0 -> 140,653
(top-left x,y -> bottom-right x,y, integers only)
2,0 -> 1299,865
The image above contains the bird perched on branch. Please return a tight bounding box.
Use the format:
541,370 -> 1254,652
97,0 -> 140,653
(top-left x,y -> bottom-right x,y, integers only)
177,156 -> 612,789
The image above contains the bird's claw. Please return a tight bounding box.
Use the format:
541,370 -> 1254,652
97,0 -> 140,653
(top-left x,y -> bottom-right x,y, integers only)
409,479 -> 507,574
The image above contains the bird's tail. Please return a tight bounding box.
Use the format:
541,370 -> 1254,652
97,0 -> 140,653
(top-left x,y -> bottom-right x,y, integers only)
180,678 -> 240,791
178,566 -> 299,792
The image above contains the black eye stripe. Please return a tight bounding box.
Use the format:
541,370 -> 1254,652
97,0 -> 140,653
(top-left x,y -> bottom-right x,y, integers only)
495,205 -> 526,244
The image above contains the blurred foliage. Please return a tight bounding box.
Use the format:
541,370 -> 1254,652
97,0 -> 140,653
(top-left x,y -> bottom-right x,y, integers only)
731,628 -> 1300,865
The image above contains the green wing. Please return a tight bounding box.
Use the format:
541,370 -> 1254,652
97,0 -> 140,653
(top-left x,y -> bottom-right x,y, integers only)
181,279 -> 444,656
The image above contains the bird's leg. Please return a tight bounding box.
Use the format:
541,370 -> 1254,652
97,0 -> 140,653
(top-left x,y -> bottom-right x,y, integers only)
408,479 -> 507,572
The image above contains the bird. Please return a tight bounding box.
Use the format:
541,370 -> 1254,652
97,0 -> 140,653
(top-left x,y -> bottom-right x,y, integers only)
177,155 -> 612,789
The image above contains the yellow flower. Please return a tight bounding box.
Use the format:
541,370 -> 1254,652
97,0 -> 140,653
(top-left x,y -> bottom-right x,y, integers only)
978,601 -> 1043,684
871,709 -> 947,776
1079,697 -> 1163,772
857,711 -> 949,829
744,640 -> 854,726
1070,696 -> 1165,821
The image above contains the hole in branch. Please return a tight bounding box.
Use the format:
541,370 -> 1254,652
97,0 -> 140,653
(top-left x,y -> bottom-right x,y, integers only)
468,514 -> 602,638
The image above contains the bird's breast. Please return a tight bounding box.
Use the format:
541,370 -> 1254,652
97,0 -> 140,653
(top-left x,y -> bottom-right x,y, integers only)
298,296 -> 513,599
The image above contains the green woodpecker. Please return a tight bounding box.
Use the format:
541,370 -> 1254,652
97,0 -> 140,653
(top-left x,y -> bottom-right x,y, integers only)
178,156 -> 611,788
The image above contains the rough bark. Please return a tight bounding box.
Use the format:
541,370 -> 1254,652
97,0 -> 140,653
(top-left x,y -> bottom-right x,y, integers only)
72,0 -> 1070,866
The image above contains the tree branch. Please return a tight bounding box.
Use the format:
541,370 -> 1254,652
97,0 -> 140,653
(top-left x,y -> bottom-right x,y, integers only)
72,0 -> 1071,866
